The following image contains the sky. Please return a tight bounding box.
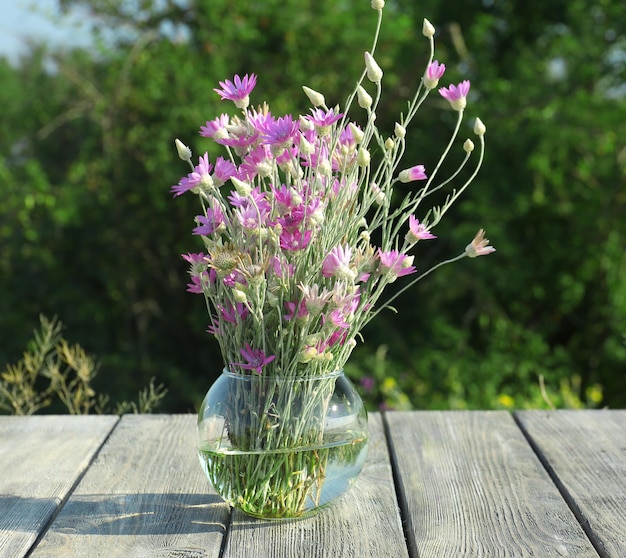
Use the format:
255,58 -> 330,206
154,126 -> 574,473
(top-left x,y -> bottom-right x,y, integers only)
0,0 -> 93,65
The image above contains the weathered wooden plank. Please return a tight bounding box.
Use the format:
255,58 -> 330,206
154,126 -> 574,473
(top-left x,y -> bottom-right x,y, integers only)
386,411 -> 599,558
30,414 -> 230,558
0,415 -> 118,558
515,410 -> 626,558
222,413 -> 409,558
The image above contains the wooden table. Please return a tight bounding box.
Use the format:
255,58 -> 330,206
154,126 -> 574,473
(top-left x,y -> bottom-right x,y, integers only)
1,411 -> 624,557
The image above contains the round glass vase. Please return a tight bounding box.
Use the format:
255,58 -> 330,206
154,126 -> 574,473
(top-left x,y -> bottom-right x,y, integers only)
197,369 -> 369,520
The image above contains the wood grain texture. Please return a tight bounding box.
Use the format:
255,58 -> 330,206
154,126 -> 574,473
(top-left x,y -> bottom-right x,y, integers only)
222,412 -> 409,558
0,415 -> 118,558
386,411 -> 599,558
515,410 -> 626,558
30,414 -> 230,558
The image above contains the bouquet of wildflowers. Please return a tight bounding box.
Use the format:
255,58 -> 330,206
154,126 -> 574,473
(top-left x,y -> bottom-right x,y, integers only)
174,1 -> 494,518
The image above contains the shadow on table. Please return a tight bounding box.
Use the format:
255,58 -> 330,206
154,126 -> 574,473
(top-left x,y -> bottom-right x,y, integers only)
1,492 -> 229,535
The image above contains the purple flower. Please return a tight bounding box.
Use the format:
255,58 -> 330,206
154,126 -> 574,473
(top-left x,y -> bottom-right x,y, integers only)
360,376 -> 376,392
322,244 -> 355,280
378,249 -> 416,279
279,228 -> 312,251
200,114 -> 229,139
171,153 -> 213,196
407,215 -> 436,242
398,165 -> 427,183
423,60 -> 445,89
240,145 -> 274,180
439,80 -> 470,111
230,343 -> 276,374
219,302 -> 249,324
214,74 -> 257,108
192,201 -> 225,236
257,114 -> 299,147
307,108 -> 343,134
283,300 -> 308,321
212,157 -> 237,186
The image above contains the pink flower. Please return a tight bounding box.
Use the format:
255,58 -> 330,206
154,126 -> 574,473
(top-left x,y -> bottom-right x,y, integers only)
212,157 -> 237,186
322,245 -> 355,280
439,80 -> 470,111
230,343 -> 276,375
219,302 -> 249,324
257,114 -> 299,147
465,229 -> 496,258
240,145 -> 274,180
214,74 -> 257,108
171,153 -> 213,196
279,228 -> 312,251
407,215 -> 436,242
423,60 -> 445,89
270,255 -> 295,278
192,202 -> 225,236
307,108 -> 343,134
200,114 -> 230,139
398,165 -> 427,183
378,249 -> 416,279
283,300 -> 308,321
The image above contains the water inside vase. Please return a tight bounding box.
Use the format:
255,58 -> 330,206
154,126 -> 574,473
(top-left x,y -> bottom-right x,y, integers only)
198,429 -> 368,519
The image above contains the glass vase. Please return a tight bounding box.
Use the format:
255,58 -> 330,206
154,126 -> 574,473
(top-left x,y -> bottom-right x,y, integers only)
197,369 -> 369,519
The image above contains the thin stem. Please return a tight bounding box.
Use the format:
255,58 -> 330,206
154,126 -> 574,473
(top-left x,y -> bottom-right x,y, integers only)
364,252 -> 467,325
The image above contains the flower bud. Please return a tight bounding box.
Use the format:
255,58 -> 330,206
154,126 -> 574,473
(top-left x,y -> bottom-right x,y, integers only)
394,122 -> 406,139
463,139 -> 475,153
299,115 -> 315,131
356,85 -> 373,109
371,0 -> 385,9
402,255 -> 415,268
175,138 -> 192,162
231,176 -> 251,197
364,51 -> 383,83
422,18 -> 436,38
357,147 -> 371,168
302,86 -> 325,107
232,288 -> 247,303
474,117 -> 486,136
385,137 -> 395,150
349,122 -> 365,144
299,133 -> 315,156
299,346 -> 318,363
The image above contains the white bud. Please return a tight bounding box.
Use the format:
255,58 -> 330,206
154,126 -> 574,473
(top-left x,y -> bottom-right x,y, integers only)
175,138 -> 192,162
360,230 -> 371,242
474,117 -> 486,136
299,133 -> 315,156
302,86 -> 325,107
299,346 -> 318,364
394,122 -> 406,139
364,51 -> 383,83
232,288 -> 247,303
356,85 -> 373,109
231,176 -> 251,197
349,122 -> 365,144
318,158 -> 332,176
463,139 -> 475,153
299,115 -> 315,131
371,0 -> 385,9
357,147 -> 371,168
385,137 -> 394,150
422,19 -> 436,38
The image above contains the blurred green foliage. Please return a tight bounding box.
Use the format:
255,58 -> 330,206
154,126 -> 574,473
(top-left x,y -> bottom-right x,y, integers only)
1,0 -> 624,412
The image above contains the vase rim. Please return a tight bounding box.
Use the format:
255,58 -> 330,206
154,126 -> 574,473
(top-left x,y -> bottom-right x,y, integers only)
221,368 -> 344,381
